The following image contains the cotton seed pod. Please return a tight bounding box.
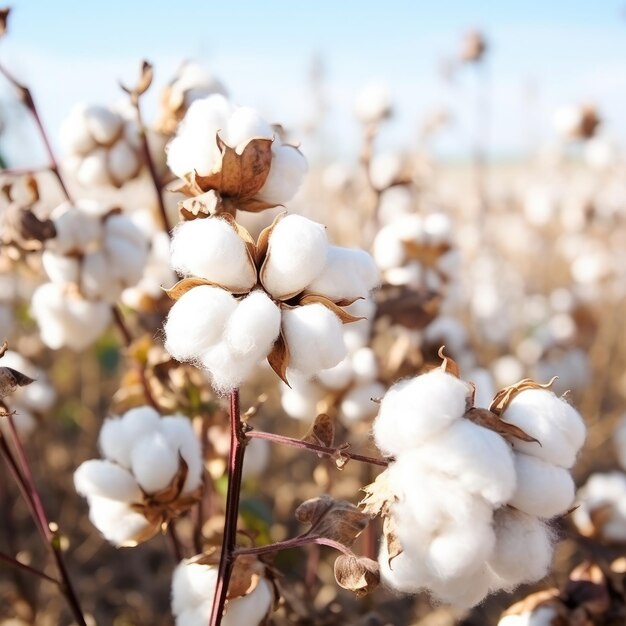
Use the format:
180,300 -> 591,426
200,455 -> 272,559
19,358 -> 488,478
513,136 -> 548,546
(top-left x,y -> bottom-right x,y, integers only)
501,389 -> 586,469
171,217 -> 257,292
373,369 -> 470,457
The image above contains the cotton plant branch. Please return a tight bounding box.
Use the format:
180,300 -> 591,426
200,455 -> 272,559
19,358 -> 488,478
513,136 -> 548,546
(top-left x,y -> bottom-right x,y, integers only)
234,534 -> 355,559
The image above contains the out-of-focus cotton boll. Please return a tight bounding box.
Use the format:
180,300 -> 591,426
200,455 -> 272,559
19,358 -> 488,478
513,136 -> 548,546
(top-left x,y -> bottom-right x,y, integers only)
378,185 -> 414,225
74,460 -> 143,502
373,225 -> 406,270
508,453 -> 575,518
466,368 -> 495,409
261,215 -> 329,300
305,246 -> 378,302
501,389 -> 586,468
50,202 -> 103,254
423,316 -> 469,357
85,496 -> 151,547
341,381 -> 386,422
41,251 -> 80,285
282,304 -> 346,375
317,357 -> 354,390
585,136 -> 616,170
31,283 -> 112,351
171,217 -> 257,292
369,152 -> 403,190
498,606 -> 560,626
373,369 -> 469,456
342,298 -> 376,351
164,286 -> 237,362
524,185 -> 557,226
242,437 -> 270,480
354,81 -> 392,125
423,212 -> 452,245
280,375 -> 326,420
552,106 -> 582,138
492,356 -> 525,388
489,508 -> 553,587
351,347 -> 378,382
571,250 -> 612,285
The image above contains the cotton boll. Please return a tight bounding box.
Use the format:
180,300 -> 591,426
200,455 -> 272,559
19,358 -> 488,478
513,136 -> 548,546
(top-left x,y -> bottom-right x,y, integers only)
282,303 -> 346,375
378,186 -> 413,225
170,218 -> 256,292
428,566 -> 496,609
41,251 -> 80,285
222,578 -> 272,626
466,367 -> 495,409
224,290 -> 281,361
257,144 -> 307,205
350,347 -> 379,382
99,419 -> 132,467
280,375 -> 325,420
87,495 -> 150,547
379,542 -> 431,593
171,559 -> 219,616
341,381 -> 386,422
164,286 -> 237,362
317,357 -> 354,390
108,139 -> 140,185
159,416 -> 203,493
84,105 -> 122,145
260,215 -> 329,300
59,105 -> 95,154
74,460 -> 141,502
224,106 -> 273,146
77,148 -> 112,186
105,238 -> 148,290
373,226 -> 405,270
305,246 -> 379,301
201,341 -> 259,394
498,606 -> 560,626
373,369 -> 470,457
509,453 -> 575,518
130,431 -> 179,493
501,389 -> 586,468
423,316 -> 469,356
489,508 -> 553,587
242,437 -> 270,480
51,203 -> 102,254
81,251 -> 114,300
354,81 -> 391,125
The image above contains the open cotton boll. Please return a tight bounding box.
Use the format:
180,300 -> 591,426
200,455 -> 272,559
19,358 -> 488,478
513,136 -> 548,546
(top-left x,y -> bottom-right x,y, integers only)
84,105 -> 122,145
108,139 -> 140,184
77,148 -> 112,186
408,419 -> 516,506
51,203 -> 102,254
305,246 -> 379,302
59,105 -> 96,154
80,251 -> 112,300
498,606 -> 561,626
159,416 -> 203,493
261,215 -> 329,300
501,389 -> 586,468
257,143 -> 307,205
280,375 -> 326,420
223,106 -> 273,146
224,290 -> 281,360
86,495 -> 150,547
242,437 -> 270,480
341,381 -> 386,422
221,579 -> 272,626
41,251 -> 80,285
489,508 -> 553,587
130,432 -> 179,493
379,542 -> 432,593
351,347 -> 378,382
373,226 -> 405,270
509,453 -> 575,518
201,341 -> 259,394
170,217 -> 256,292
282,303 -> 346,375
171,559 -> 219,616
373,369 -> 470,457
105,237 -> 148,288
317,357 -> 354,390
164,286 -> 237,362
423,212 -> 452,245
74,460 -> 142,502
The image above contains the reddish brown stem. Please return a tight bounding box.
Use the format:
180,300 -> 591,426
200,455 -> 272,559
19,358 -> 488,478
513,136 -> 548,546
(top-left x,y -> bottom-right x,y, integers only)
234,534 -> 354,559
0,550 -> 60,586
209,389 -> 247,626
168,523 -> 183,563
245,429 -> 388,467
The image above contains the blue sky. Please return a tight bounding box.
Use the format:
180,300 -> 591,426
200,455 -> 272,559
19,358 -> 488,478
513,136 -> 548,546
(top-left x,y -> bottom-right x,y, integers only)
1,1 -> 625,165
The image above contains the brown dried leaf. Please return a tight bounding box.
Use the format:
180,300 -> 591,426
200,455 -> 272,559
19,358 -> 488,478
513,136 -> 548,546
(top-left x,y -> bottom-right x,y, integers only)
465,407 -> 540,444
295,495 -> 370,547
334,555 -> 380,597
376,287 -> 441,331
194,136 -> 273,200
360,469 -> 396,518
489,377 -> 558,417
136,60 -> 154,96
302,413 -> 335,449
179,189 -> 224,221
437,345 -> 460,378
0,367 -> 35,399
298,294 -> 363,324
19,209 -> 56,242
267,330 -> 290,386
227,554 -> 265,599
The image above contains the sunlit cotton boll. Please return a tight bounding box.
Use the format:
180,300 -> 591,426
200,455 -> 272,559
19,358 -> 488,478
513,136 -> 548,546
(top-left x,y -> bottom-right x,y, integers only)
280,374 -> 326,421
200,341 -> 261,394
373,369 -> 470,457
354,81 -> 392,125
340,381 -> 386,422
171,560 -> 272,626
49,202 -> 103,255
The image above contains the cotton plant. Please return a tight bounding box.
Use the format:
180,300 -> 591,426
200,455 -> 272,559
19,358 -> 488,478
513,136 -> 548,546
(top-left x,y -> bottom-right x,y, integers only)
74,406 -> 202,547
354,81 -> 392,126
60,103 -> 143,188
31,201 -> 149,350
164,212 -> 378,393
363,363 -> 586,608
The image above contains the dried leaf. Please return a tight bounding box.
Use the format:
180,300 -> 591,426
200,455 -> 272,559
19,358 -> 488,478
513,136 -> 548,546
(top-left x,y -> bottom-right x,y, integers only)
465,407 -> 540,444
360,469 -> 396,518
227,554 -> 265,599
334,555 -> 380,597
19,209 -> 56,242
179,189 -> 225,221
298,294 -> 363,324
489,377 -> 559,417
267,330 -> 290,386
136,60 -> 154,96
302,413 -> 335,449
295,495 -> 370,547
437,345 -> 460,377
0,367 -> 35,399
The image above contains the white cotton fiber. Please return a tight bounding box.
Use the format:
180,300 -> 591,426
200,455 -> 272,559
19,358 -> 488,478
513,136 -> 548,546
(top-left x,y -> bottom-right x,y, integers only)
201,341 -> 259,394
351,347 -> 379,382
77,148 -> 112,186
41,251 -> 80,285
108,139 -> 140,184
84,105 -> 122,145
261,215 -> 329,300
87,496 -> 150,547
373,369 -> 469,457
170,217 -> 256,292
99,418 -> 133,468
257,143 -> 307,205
508,453 -> 575,518
501,389 -> 586,468
221,578 -> 272,625
224,106 -> 273,146
59,104 -> 96,154
159,416 -> 203,493
305,246 -> 379,302
51,203 -> 102,254
164,286 -> 237,362
81,251 -> 113,300
281,303 -> 346,375
280,375 -> 325,421
373,226 -> 405,270
340,381 -> 386,422
74,459 -> 141,503
224,290 -> 281,361
428,566 -> 496,609
378,543 -> 431,593
171,559 -> 219,617
130,431 -> 179,493
488,508 -> 553,587
317,357 -> 354,390
498,606 -> 560,626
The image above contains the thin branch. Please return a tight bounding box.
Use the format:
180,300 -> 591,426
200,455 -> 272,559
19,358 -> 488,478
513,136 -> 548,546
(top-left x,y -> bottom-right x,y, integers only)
245,429 -> 388,467
0,551 -> 60,586
167,523 -> 183,563
234,534 -> 354,559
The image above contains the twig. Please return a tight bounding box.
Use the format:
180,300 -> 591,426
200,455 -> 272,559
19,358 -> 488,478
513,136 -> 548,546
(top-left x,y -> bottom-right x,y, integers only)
167,523 -> 183,563
209,389 -> 247,626
0,63 -> 72,202
0,551 -> 60,586
234,534 -> 354,559
245,429 -> 388,467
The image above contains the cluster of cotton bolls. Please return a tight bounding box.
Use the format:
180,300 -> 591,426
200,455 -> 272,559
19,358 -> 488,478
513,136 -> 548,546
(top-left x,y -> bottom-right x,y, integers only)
0,350 -> 56,437
30,202 -> 148,350
371,367 -> 586,607
167,94 -> 307,208
373,211 -> 457,297
171,558 -> 273,626
74,405 -> 202,547
60,103 -> 143,188
164,213 -> 378,393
